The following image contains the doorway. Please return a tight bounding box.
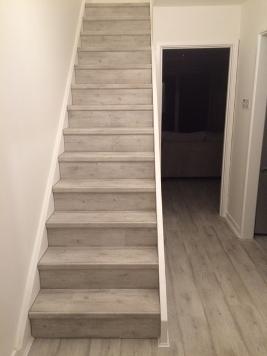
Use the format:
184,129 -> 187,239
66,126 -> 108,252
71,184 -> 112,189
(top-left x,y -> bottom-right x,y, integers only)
250,32 -> 267,239
161,48 -> 230,213
241,32 -> 267,239
255,108 -> 267,236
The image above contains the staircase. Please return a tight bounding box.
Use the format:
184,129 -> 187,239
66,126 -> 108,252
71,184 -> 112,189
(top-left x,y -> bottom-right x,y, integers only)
29,2 -> 160,339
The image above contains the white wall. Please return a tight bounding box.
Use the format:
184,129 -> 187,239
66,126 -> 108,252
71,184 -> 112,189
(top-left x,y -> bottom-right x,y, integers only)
0,1 -> 82,355
153,5 -> 241,44
154,0 -> 245,4
152,4 -> 241,108
228,0 -> 267,238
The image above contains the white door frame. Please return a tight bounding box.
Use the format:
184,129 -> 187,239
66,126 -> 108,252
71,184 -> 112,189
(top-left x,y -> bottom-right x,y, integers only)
240,31 -> 267,239
157,40 -> 239,217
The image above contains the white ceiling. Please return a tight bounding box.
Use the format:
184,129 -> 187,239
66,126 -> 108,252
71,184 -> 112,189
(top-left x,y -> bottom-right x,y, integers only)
154,0 -> 246,6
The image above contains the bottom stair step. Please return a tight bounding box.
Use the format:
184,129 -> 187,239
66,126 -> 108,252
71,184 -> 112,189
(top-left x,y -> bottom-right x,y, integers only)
29,289 -> 160,338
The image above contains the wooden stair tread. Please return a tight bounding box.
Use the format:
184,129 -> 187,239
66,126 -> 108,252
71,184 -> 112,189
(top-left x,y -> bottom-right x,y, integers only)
53,179 -> 155,193
81,31 -> 150,35
63,128 -> 153,135
84,17 -> 149,21
75,64 -> 152,69
82,31 -> 150,36
39,247 -> 158,268
47,211 -> 157,228
85,3 -> 150,7
81,33 -> 150,37
68,104 -> 153,111
71,83 -> 152,89
78,45 -> 151,50
29,288 -> 159,318
78,48 -> 151,53
59,151 -> 154,162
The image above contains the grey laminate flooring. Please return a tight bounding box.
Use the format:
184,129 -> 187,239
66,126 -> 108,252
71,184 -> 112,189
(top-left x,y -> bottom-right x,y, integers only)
29,179 -> 267,356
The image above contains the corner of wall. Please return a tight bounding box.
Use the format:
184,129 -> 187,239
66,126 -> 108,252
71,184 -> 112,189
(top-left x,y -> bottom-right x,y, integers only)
225,210 -> 242,239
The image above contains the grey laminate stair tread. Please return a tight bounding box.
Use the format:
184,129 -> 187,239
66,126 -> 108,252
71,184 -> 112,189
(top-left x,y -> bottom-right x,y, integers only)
63,128 -> 153,135
53,179 -> 156,193
80,34 -> 150,53
68,104 -> 153,111
83,17 -> 150,21
82,31 -> 150,36
85,3 -> 150,7
77,47 -> 151,52
59,152 -> 154,162
39,247 -> 158,268
47,211 -> 157,228
81,33 -> 150,37
71,83 -> 152,89
75,64 -> 152,69
29,288 -> 159,317
79,46 -> 151,52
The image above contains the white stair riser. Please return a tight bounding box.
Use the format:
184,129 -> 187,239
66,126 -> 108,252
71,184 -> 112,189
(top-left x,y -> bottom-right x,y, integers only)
68,110 -> 153,128
75,69 -> 151,84
72,88 -> 152,105
31,315 -> 160,338
64,134 -> 153,152
39,268 -> 159,289
83,20 -> 150,34
81,35 -> 150,50
78,51 -> 151,66
54,192 -> 155,211
59,162 -> 155,179
47,227 -> 157,247
84,6 -> 150,20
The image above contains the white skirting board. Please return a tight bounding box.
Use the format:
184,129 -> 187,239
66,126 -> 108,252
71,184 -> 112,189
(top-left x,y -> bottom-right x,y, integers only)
11,337 -> 34,356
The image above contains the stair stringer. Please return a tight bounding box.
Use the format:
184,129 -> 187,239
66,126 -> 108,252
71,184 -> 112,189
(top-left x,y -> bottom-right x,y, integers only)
149,0 -> 169,347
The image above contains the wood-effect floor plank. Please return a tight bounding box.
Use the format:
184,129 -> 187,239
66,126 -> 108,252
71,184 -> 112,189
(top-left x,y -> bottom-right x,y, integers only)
256,236 -> 267,253
170,183 -> 250,356
88,339 -> 121,356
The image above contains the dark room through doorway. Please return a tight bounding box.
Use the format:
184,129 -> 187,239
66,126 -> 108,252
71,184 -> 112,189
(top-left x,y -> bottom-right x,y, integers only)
161,48 -> 230,213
